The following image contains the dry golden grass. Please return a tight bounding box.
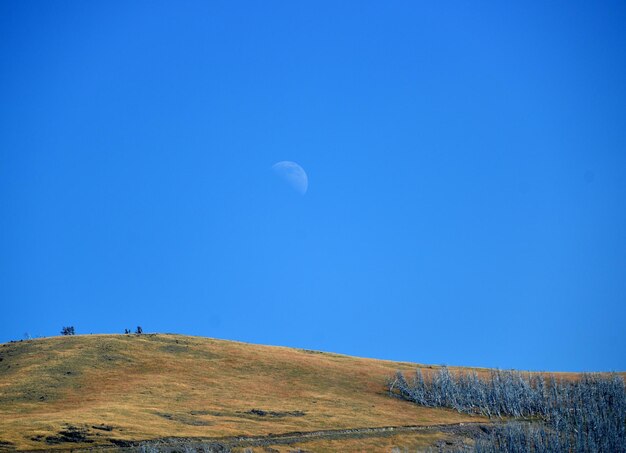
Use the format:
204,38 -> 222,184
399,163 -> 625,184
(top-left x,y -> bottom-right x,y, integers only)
0,334 -> 486,451
231,431 -> 454,453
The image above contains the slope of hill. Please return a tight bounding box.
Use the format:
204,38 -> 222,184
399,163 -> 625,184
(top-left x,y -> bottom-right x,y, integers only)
0,334 -> 488,451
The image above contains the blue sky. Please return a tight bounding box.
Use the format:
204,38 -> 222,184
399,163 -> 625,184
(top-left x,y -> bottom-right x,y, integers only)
1,1 -> 625,371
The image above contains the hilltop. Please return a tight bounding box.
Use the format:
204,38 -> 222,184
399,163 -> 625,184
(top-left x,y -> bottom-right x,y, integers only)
0,334 -> 490,451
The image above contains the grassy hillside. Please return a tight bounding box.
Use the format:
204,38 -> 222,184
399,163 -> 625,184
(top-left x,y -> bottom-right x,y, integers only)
0,334 -> 487,451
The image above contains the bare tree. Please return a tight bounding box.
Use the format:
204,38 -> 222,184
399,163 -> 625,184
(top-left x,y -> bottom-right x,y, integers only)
389,368 -> 626,452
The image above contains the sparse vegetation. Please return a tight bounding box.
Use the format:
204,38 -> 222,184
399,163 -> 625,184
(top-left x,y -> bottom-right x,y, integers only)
390,367 -> 626,452
136,326 -> 143,335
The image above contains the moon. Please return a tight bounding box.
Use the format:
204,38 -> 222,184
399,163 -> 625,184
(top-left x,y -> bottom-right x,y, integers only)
272,161 -> 308,195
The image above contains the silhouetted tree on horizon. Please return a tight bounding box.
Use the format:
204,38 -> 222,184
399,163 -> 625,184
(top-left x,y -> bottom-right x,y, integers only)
61,326 -> 75,336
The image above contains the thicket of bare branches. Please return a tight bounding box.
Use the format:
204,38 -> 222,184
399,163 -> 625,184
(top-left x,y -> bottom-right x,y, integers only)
389,368 -> 626,452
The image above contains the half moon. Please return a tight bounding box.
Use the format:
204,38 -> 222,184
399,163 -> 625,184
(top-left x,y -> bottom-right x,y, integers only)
272,161 -> 308,195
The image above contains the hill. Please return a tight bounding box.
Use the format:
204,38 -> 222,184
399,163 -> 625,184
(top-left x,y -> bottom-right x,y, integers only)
0,334 -> 491,451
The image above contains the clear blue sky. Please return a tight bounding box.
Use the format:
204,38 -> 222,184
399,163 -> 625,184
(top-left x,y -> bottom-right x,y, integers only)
1,1 -> 625,372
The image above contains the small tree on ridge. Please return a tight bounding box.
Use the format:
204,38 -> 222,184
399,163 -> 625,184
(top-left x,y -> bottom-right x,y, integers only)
61,326 -> 75,336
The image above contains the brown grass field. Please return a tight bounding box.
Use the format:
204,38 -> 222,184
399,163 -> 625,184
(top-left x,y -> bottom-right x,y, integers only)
0,334 -> 500,451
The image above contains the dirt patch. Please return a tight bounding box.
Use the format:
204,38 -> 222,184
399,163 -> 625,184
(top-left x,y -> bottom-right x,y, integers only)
190,410 -> 213,416
246,409 -> 306,418
91,424 -> 114,431
156,412 -> 212,426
